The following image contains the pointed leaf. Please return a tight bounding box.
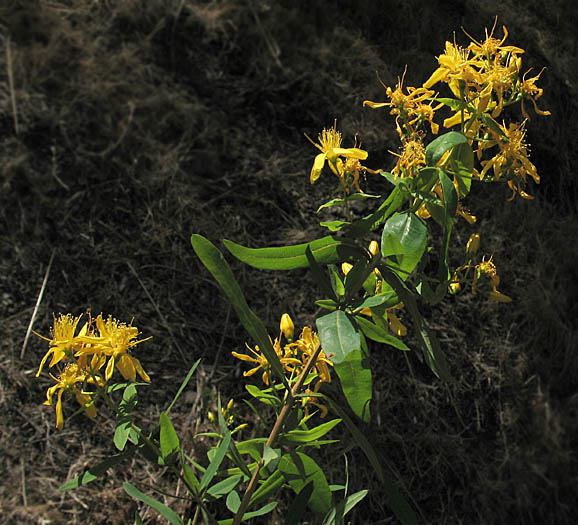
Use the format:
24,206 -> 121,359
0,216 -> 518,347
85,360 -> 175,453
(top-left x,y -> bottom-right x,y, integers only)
123,482 -> 184,525
425,131 -> 468,166
159,412 -> 180,460
59,450 -> 133,491
191,235 -> 287,387
335,349 -> 372,422
223,236 -> 362,270
316,311 -> 360,364
279,452 -> 332,515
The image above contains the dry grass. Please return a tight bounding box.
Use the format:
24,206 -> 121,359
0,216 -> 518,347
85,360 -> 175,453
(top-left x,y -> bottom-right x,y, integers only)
1,0 -> 577,523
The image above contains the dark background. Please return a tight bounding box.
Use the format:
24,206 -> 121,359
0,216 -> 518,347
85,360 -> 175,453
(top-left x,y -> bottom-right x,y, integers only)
1,0 -> 577,523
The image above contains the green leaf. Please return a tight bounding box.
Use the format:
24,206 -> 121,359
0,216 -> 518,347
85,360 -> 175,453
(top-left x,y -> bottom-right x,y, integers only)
316,310 -> 360,364
328,264 -> 345,299
306,245 -> 337,301
317,193 -> 380,212
245,384 -> 282,407
166,358 -> 200,414
286,482 -> 315,525
315,299 -> 338,311
346,186 -> 407,238
322,489 -> 368,525
159,412 -> 180,460
335,349 -> 372,422
59,450 -> 133,491
354,315 -> 410,351
223,236 -> 362,271
114,384 -> 138,452
191,235 -> 288,388
219,502 -> 278,524
226,490 -> 241,513
248,468 -> 284,508
279,419 -> 341,444
207,475 -> 243,499
325,397 -> 419,525
182,463 -> 201,497
200,432 -> 232,491
279,452 -> 332,515
355,291 -> 399,311
123,482 -> 184,525
381,211 -> 428,279
320,220 -> 350,232
448,142 -> 474,198
425,131 -> 468,166
380,265 -> 452,381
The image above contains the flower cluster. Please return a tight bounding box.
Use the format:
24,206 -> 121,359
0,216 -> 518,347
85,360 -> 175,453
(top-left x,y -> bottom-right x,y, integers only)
449,234 -> 512,302
35,313 -> 150,429
232,314 -> 333,416
364,22 -> 549,200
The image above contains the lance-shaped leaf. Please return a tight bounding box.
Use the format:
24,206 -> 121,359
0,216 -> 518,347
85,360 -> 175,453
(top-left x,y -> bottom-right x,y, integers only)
279,451 -> 332,515
447,142 -> 474,198
381,211 -> 427,279
354,315 -> 410,351
279,419 -> 341,444
191,234 -> 287,387
335,348 -> 372,422
346,186 -> 407,238
425,131 -> 468,166
380,265 -> 452,381
159,412 -> 180,461
223,236 -> 362,271
123,482 -> 184,525
316,310 -> 360,364
59,450 -> 133,491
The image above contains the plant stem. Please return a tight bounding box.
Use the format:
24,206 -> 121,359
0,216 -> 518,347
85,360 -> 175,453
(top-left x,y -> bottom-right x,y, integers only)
232,344 -> 324,524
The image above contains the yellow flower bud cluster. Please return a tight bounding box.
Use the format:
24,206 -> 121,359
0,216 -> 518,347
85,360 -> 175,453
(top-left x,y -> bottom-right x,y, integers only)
35,313 -> 150,429
231,314 -> 333,416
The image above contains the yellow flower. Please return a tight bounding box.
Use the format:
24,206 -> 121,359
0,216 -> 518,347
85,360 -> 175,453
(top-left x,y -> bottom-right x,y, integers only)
287,327 -> 333,383
280,313 -> 295,341
391,138 -> 426,178
44,362 -> 97,429
36,314 -> 87,377
457,204 -> 477,224
466,233 -> 481,254
86,315 -> 151,383
387,312 -> 407,337
466,24 -> 524,62
423,40 -> 481,90
232,341 -> 275,385
365,71 -> 438,136
307,124 -> 368,184
368,240 -> 380,256
479,121 -> 539,199
341,262 -> 353,275
519,68 -> 551,120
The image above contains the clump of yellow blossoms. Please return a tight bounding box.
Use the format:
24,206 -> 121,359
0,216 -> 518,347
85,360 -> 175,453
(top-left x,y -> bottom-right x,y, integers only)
35,313 -> 150,429
232,314 -> 333,416
363,22 -> 549,201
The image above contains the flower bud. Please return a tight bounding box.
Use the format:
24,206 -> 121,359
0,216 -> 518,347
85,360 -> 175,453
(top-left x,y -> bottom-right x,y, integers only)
341,262 -> 353,275
466,233 -> 481,254
368,240 -> 380,256
280,313 -> 294,340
